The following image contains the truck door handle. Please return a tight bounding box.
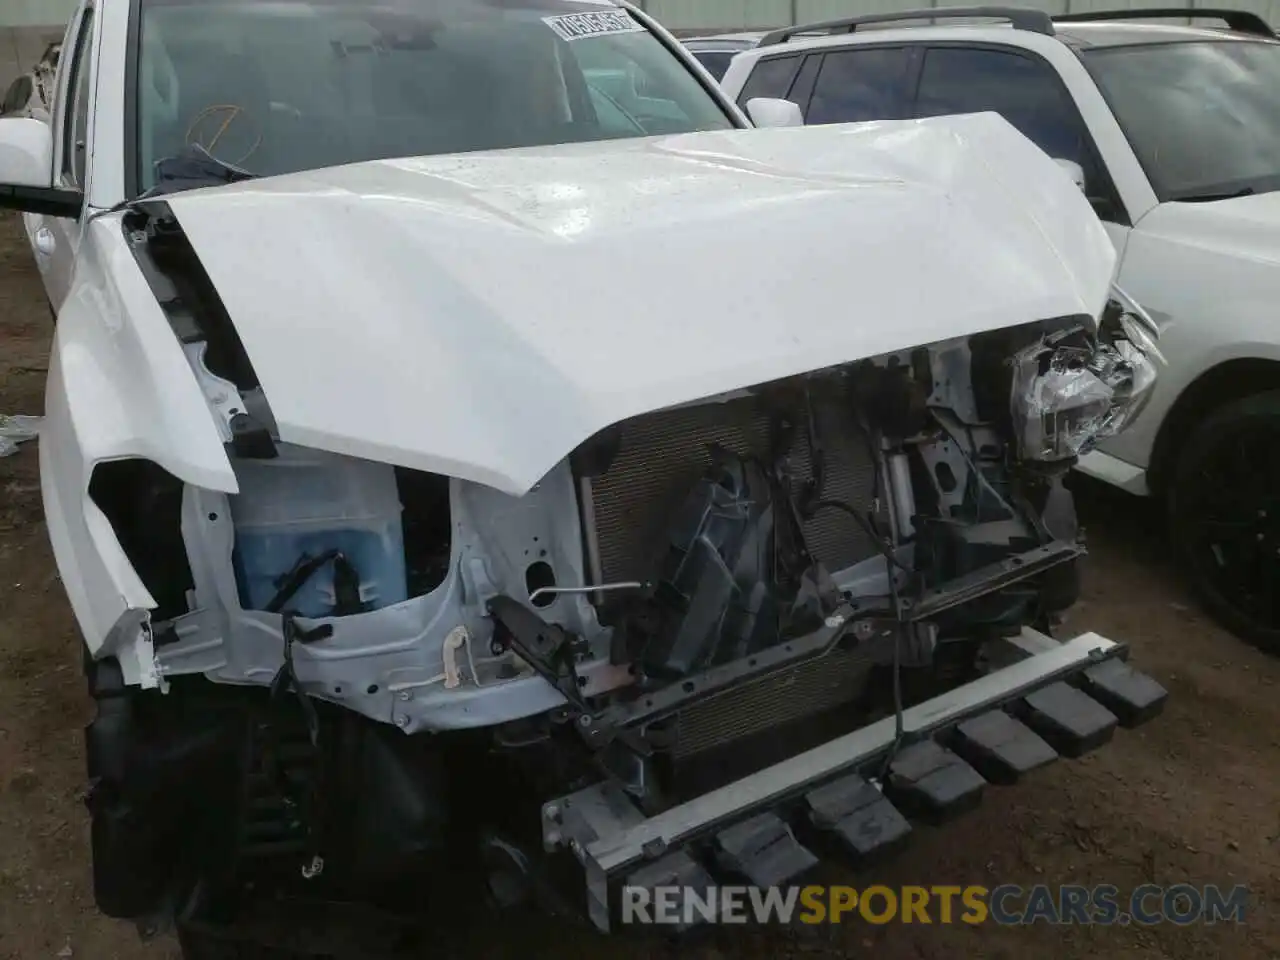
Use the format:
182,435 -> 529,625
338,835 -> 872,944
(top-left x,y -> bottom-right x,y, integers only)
34,227 -> 56,256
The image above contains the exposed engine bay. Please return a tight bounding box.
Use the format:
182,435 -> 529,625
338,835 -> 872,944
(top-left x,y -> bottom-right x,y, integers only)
117,282 -> 1159,746
77,202 -> 1164,944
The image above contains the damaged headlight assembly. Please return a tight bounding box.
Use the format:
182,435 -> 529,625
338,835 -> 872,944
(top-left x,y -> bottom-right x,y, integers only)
1011,285 -> 1164,462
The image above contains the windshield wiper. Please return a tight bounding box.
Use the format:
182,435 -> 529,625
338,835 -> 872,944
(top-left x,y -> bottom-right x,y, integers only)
1172,185 -> 1256,203
134,143 -> 259,202
100,145 -> 259,217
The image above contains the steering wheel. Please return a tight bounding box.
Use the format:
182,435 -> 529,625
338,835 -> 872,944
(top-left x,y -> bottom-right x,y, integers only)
185,103 -> 263,167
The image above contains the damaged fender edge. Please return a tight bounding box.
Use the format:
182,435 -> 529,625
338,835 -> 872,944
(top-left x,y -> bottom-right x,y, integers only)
42,463 -> 163,688
99,608 -> 165,691
40,218 -> 238,679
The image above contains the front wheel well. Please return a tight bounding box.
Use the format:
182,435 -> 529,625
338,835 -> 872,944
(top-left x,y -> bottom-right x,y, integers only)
88,459 -> 194,621
1147,358 -> 1280,497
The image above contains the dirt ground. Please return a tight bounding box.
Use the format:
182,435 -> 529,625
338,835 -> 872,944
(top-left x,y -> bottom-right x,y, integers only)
1,208 -> 1278,959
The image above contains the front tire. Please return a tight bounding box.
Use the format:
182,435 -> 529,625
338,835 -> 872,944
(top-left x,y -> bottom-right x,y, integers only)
1168,390 -> 1280,653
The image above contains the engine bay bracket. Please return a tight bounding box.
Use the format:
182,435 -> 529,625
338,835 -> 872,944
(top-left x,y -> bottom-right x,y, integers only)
905,539 -> 1084,621
575,603 -> 859,750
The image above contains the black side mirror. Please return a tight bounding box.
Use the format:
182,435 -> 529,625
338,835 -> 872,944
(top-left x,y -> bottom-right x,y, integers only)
0,183 -> 84,217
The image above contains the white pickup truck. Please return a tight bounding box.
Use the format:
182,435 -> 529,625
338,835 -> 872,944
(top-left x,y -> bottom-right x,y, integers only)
0,0 -> 1164,955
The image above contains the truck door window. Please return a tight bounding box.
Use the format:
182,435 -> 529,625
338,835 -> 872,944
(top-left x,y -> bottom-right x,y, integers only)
63,8 -> 95,186
806,47 -> 912,125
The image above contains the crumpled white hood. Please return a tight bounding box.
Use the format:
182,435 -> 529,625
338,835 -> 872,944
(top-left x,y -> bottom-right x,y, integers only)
165,112 -> 1116,495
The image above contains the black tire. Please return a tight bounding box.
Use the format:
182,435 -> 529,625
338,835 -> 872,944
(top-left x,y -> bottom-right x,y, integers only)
1168,390 -> 1280,653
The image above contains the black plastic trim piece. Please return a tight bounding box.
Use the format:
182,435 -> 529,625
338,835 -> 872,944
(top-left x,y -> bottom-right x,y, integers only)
1055,8 -> 1276,38
759,7 -> 1056,47
123,201 -> 262,391
905,539 -> 1084,621
0,184 -> 84,218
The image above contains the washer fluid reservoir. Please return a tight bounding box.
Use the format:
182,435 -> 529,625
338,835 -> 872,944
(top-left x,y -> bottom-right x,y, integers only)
229,444 -> 408,617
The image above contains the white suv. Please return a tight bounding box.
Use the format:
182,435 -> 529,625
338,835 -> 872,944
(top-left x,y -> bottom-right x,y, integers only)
722,6 -> 1280,652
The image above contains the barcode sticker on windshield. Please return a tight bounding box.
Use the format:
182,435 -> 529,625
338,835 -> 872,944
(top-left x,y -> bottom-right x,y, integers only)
543,9 -> 644,41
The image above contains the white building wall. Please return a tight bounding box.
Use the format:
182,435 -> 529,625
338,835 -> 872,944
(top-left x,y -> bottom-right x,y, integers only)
0,0 -> 77,28
0,0 -> 73,89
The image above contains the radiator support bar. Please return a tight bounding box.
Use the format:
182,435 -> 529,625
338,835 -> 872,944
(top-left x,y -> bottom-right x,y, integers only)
575,538 -> 1083,752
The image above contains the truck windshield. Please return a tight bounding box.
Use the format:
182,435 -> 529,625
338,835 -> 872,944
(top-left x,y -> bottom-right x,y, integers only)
133,0 -> 734,193
1084,39 -> 1280,202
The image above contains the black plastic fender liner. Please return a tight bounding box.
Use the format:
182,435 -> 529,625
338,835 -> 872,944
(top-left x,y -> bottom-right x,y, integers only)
84,658 -> 245,920
338,721 -> 452,888
84,658 -> 159,919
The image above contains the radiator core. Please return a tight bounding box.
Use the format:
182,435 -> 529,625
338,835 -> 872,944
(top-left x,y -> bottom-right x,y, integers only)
587,387 -> 883,760
670,645 -> 875,760
588,388 -> 883,585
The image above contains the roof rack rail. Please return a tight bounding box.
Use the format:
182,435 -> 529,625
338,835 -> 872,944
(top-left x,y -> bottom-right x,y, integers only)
757,6 -> 1056,47
1053,8 -> 1276,39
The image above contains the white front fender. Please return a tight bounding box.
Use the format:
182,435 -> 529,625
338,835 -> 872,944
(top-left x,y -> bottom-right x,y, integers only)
41,214 -> 237,685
